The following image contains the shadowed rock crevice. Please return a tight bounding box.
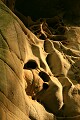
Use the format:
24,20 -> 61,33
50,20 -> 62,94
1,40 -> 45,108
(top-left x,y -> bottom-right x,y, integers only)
43,82 -> 49,90
24,60 -> 38,69
15,0 -> 80,25
1,0 -> 80,120
39,71 -> 50,82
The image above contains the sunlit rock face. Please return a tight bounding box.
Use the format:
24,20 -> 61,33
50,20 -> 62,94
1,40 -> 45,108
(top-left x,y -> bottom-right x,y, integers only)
1,0 -> 80,120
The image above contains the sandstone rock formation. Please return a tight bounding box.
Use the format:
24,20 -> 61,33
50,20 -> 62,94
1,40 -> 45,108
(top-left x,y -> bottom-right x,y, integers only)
0,0 -> 80,120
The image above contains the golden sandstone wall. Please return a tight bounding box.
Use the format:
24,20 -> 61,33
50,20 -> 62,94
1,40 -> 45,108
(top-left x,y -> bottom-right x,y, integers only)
0,0 -> 80,120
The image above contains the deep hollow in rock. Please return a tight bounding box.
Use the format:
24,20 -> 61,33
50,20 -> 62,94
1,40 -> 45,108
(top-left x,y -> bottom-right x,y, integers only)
24,60 -> 38,69
39,71 -> 50,82
43,82 -> 49,89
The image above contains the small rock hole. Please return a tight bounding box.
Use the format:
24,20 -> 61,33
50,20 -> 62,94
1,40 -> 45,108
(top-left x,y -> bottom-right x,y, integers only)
39,71 -> 50,82
39,34 -> 46,40
24,60 -> 38,69
43,82 -> 49,89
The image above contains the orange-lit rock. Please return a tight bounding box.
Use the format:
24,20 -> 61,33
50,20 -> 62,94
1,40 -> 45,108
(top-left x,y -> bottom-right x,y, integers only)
1,0 -> 80,120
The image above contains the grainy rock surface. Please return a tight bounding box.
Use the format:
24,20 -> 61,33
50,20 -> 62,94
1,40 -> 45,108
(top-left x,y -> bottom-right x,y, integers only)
0,0 -> 80,120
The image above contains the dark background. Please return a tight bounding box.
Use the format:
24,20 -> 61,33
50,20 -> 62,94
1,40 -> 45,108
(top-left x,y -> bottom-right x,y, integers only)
15,0 -> 80,25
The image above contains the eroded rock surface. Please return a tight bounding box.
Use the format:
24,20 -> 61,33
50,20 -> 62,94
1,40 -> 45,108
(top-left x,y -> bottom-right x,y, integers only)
0,0 -> 80,120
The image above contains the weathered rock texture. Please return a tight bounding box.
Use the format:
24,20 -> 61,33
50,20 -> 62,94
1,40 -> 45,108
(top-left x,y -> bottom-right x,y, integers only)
0,0 -> 80,120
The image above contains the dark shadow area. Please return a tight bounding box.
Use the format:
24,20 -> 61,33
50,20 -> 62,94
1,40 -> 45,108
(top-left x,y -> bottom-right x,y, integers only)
15,0 -> 80,25
39,71 -> 50,82
24,60 -> 38,69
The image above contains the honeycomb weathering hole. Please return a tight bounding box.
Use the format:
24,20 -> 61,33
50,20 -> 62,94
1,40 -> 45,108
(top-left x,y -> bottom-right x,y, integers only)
24,60 -> 38,69
43,82 -> 49,89
39,71 -> 50,82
